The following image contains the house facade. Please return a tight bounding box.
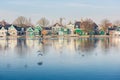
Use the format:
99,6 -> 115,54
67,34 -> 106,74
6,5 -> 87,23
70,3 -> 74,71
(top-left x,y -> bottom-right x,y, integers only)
75,28 -> 84,35
8,25 -> 17,36
109,27 -> 120,36
34,25 -> 42,36
26,27 -> 34,36
0,27 -> 7,37
52,23 -> 63,35
66,22 -> 75,36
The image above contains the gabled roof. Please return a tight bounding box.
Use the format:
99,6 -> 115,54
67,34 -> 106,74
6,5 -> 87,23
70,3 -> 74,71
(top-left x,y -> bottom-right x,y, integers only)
14,26 -> 22,31
53,23 -> 63,27
34,28 -> 39,32
26,27 -> 34,32
34,25 -> 42,30
9,25 -> 16,30
2,24 -> 11,30
93,23 -> 99,29
0,27 -> 7,30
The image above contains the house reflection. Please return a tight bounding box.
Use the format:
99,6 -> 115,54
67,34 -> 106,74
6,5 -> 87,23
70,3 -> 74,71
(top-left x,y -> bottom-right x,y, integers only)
73,38 -> 99,54
49,37 -> 120,55
49,38 -> 98,55
109,38 -> 120,48
15,38 -> 28,57
0,40 -> 8,51
0,39 -> 18,53
40,39 -> 51,55
99,38 -> 120,51
0,37 -> 120,69
0,37 -> 120,57
99,38 -> 110,51
8,39 -> 17,49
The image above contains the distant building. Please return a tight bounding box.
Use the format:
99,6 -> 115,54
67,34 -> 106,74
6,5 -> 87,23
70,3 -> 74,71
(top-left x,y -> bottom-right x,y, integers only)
8,25 -> 17,36
109,27 -> 120,36
66,22 -> 75,35
52,23 -> 63,35
26,27 -> 34,36
93,23 -> 99,35
15,26 -> 26,36
74,22 -> 81,29
0,27 -> 7,37
34,25 -> 42,36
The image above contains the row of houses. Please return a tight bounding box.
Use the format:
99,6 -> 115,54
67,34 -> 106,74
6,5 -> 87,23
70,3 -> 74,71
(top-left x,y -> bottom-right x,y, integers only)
0,20 -> 120,37
0,24 -> 43,37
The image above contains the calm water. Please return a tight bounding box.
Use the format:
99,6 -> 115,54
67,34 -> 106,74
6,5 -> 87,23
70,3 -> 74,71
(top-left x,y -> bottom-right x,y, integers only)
0,37 -> 120,80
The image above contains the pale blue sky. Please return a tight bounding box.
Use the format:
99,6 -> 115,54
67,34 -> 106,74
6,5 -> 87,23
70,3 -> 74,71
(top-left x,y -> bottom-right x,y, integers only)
0,0 -> 120,24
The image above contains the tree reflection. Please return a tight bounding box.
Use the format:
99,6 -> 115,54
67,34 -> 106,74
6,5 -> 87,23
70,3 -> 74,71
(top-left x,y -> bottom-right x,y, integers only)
100,38 -> 110,51
15,38 -> 28,57
0,37 -> 120,69
38,39 -> 51,55
100,38 -> 120,52
74,38 -> 99,54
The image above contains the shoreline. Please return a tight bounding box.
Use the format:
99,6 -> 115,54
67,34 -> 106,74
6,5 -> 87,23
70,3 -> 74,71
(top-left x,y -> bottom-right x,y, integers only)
0,35 -> 120,40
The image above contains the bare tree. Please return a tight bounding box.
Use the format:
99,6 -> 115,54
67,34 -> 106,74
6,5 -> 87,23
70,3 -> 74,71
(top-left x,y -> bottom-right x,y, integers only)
114,20 -> 120,26
81,19 -> 95,33
100,19 -> 111,32
0,20 -> 8,27
37,17 -> 49,28
13,16 -> 32,28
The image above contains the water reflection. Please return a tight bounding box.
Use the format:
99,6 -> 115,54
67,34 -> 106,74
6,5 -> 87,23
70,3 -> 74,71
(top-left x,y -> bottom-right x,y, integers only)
37,62 -> 43,66
74,38 -> 99,53
0,37 -> 120,80
0,37 -> 120,68
15,38 -> 28,57
24,64 -> 28,68
0,38 -> 120,54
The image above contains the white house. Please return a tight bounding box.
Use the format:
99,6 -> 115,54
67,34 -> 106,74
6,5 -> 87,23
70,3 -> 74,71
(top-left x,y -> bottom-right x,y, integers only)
0,27 -> 7,37
52,23 -> 64,35
66,22 -> 75,36
8,25 -> 17,36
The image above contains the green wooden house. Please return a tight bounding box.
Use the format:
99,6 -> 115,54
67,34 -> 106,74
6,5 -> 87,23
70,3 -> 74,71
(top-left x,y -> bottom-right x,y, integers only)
58,27 -> 69,35
26,27 -> 34,36
34,25 -> 42,36
75,28 -> 84,35
99,30 -> 105,35
63,28 -> 69,35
